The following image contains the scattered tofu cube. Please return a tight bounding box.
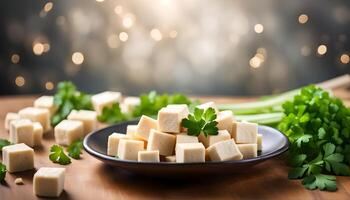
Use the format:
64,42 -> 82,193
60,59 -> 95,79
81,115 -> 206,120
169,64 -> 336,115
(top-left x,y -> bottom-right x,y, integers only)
14,178 -> 24,185
176,143 -> 205,163
257,133 -> 263,151
196,102 -> 219,114
92,91 -> 121,115
33,122 -> 43,146
216,110 -> 234,133
126,125 -> 137,137
34,96 -> 58,116
206,139 -> 243,161
18,107 -> 51,132
67,110 -> 97,135
107,133 -> 130,156
121,97 -> 140,113
117,139 -> 144,161
147,129 -> 176,156
157,105 -> 189,133
237,144 -> 258,159
198,130 -> 231,148
4,112 -> 20,131
234,122 -> 258,144
135,115 -> 158,141
54,120 -> 83,146
2,143 -> 34,173
138,150 -> 160,162
33,167 -> 65,197
176,134 -> 199,144
9,119 -> 34,147
165,155 -> 176,163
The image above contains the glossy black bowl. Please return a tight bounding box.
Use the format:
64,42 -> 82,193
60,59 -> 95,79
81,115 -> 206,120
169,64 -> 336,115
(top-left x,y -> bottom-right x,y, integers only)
83,120 -> 289,177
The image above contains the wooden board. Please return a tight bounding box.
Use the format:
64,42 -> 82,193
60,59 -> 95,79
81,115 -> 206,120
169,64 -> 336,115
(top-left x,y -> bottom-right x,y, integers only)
0,93 -> 350,200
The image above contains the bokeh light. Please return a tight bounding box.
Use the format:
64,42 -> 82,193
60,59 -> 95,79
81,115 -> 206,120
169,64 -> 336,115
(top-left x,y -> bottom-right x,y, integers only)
72,52 -> 84,65
254,24 -> 264,34
15,76 -> 25,87
317,45 -> 327,56
340,54 -> 349,64
298,14 -> 309,24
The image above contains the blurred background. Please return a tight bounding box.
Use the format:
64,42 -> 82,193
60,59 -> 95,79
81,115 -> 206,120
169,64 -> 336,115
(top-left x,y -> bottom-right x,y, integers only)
0,0 -> 349,96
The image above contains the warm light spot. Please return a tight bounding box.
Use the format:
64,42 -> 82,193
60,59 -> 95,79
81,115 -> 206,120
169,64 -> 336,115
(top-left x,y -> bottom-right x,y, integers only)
169,30 -> 178,38
257,47 -> 267,55
119,32 -> 128,42
43,43 -> 50,52
33,43 -> 44,55
43,2 -> 53,12
114,6 -> 123,15
45,81 -> 54,90
107,34 -> 120,48
150,29 -> 162,41
96,0 -> 104,2
255,53 -> 265,62
249,57 -> 262,68
301,46 -> 311,56
11,54 -> 20,64
298,14 -> 308,24
122,14 -> 135,29
72,52 -> 84,65
15,76 -> 25,87
317,44 -> 327,55
340,54 -> 350,64
254,24 -> 264,34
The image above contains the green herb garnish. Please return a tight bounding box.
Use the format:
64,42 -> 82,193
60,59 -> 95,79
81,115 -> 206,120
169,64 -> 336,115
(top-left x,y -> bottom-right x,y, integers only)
67,140 -> 83,159
49,145 -> 71,165
0,163 -> 6,182
0,139 -> 11,151
181,107 -> 218,137
97,103 -> 129,124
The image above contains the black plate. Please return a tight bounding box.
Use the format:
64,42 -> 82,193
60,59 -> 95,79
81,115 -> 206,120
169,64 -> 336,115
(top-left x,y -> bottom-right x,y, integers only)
83,120 -> 289,177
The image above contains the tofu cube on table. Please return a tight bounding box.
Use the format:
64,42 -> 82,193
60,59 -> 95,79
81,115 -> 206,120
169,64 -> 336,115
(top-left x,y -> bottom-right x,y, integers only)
33,167 -> 65,197
237,144 -> 258,159
135,115 -> 158,141
121,97 -> 140,113
54,120 -> 83,146
157,105 -> 189,133
10,119 -> 34,147
67,110 -> 97,135
2,143 -> 34,173
165,155 -> 176,163
34,96 -> 58,116
176,143 -> 205,163
18,107 -> 51,133
198,130 -> 231,148
117,139 -> 144,161
233,122 -> 258,144
147,129 -> 176,156
92,91 -> 121,115
138,150 -> 160,162
5,112 -> 20,131
216,110 -> 234,133
33,122 -> 43,146
206,139 -> 243,161
196,102 -> 219,114
257,133 -> 263,151
107,133 -> 130,156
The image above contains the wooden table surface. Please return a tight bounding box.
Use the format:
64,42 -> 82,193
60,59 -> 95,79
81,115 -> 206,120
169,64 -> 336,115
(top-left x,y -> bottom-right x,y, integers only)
1,91 -> 350,200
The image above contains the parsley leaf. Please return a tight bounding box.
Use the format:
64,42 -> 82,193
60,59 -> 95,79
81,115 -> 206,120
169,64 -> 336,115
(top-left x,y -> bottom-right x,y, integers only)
67,140 -> 83,159
181,107 -> 218,137
49,145 -> 71,165
97,103 -> 129,123
302,174 -> 337,191
0,139 -> 11,151
0,163 -> 6,182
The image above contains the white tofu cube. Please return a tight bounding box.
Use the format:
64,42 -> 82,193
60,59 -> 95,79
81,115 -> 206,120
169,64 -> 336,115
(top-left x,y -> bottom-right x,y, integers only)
107,133 -> 130,156
67,110 -> 97,135
157,106 -> 189,133
135,115 -> 158,141
5,112 -> 20,131
198,130 -> 231,148
176,143 -> 205,163
138,150 -> 160,162
147,129 -> 176,156
237,144 -> 258,159
257,133 -> 263,151
34,96 -> 58,116
92,91 -> 121,115
2,143 -> 34,173
234,122 -> 258,144
206,139 -> 243,161
117,139 -> 144,161
54,120 -> 83,146
165,155 -> 176,162
121,97 -> 140,113
33,167 -> 65,197
216,110 -> 234,133
176,134 -> 199,144
33,122 -> 43,146
10,119 -> 34,147
126,125 -> 137,137
18,107 -> 51,133
196,102 -> 219,114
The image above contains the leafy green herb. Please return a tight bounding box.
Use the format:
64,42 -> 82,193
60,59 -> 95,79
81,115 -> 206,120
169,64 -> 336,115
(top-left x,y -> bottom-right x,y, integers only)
0,139 -> 11,151
52,81 -> 93,126
279,85 -> 350,191
181,107 -> 218,137
0,163 -> 6,182
97,103 -> 129,123
49,145 -> 71,165
67,140 -> 83,159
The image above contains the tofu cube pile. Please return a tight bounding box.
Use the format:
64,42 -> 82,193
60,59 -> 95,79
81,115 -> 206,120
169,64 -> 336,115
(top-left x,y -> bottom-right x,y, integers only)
107,102 -> 263,163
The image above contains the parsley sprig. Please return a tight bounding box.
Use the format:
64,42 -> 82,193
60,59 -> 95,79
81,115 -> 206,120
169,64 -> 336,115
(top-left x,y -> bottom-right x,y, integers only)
49,145 -> 71,165
0,163 -> 6,182
67,140 -> 83,159
0,139 -> 11,151
97,103 -> 129,124
279,85 -> 350,191
181,107 -> 218,137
